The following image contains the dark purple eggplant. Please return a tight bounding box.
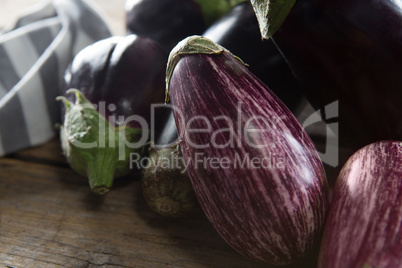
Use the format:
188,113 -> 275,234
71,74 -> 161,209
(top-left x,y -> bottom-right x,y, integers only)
166,36 -> 329,265
58,35 -> 167,195
125,0 -> 206,53
318,140 -> 402,268
203,1 -> 303,111
153,111 -> 179,148
251,0 -> 402,149
125,0 -> 246,53
141,112 -> 199,217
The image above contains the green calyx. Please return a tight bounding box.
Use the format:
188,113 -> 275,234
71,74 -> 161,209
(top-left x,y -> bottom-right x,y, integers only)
165,35 -> 246,103
250,0 -> 296,39
193,0 -> 247,26
57,89 -> 142,195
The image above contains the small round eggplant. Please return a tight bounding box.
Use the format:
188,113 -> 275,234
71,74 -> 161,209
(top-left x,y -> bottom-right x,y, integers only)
141,145 -> 200,218
318,141 -> 402,268
141,111 -> 199,218
166,36 -> 329,265
59,35 -> 167,195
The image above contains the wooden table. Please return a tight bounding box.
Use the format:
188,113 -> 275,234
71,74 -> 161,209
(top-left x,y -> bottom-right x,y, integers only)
0,139 -> 260,268
0,139 -> 325,268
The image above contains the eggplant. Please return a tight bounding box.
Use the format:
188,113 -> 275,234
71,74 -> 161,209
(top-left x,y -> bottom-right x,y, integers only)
251,0 -> 402,149
125,0 -> 206,53
203,1 -> 303,111
141,2 -> 306,217
59,35 -> 167,195
318,141 -> 402,268
141,112 -> 199,217
166,36 -> 329,265
125,0 -> 246,53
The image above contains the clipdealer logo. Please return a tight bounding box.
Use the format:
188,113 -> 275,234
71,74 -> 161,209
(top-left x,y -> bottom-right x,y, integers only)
65,99 -> 340,169
302,101 -> 339,168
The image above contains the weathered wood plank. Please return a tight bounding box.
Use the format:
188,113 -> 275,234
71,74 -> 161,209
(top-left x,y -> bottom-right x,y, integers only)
0,147 -> 274,267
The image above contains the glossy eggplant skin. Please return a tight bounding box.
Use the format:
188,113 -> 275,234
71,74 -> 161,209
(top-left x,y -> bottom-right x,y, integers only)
125,0 -> 206,53
272,0 -> 402,148
64,35 -> 168,129
167,37 -> 329,265
154,111 -> 179,148
318,141 -> 402,268
203,2 -> 303,111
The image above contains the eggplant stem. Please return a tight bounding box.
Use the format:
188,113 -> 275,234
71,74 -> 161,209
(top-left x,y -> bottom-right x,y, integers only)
250,0 -> 297,39
86,151 -> 117,195
65,88 -> 81,95
92,186 -> 109,196
56,96 -> 71,109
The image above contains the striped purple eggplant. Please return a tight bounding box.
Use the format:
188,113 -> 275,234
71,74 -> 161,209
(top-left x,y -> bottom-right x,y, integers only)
166,36 -> 329,265
318,141 -> 402,268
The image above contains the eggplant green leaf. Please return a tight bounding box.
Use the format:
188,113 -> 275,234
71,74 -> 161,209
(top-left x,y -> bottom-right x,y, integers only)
250,0 -> 296,39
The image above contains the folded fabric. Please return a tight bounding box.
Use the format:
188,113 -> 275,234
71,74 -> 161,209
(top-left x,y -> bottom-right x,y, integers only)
0,0 -> 111,157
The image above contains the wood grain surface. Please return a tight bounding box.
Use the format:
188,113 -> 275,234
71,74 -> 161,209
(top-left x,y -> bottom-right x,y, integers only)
0,139 -> 269,268
0,139 -> 324,268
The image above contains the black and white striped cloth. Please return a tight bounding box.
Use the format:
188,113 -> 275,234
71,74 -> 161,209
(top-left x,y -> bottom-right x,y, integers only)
0,0 -> 111,156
